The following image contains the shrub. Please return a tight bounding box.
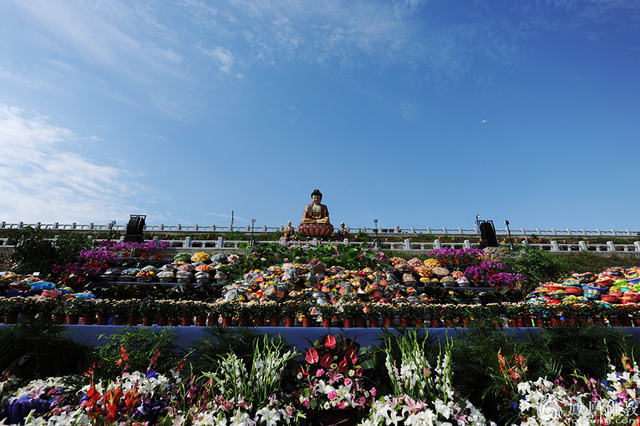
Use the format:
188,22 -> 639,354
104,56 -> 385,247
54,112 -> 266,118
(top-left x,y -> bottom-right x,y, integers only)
92,327 -> 182,380
0,322 -> 92,379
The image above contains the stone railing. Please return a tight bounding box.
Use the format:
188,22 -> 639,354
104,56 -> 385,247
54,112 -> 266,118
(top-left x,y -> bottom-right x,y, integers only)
2,236 -> 639,254
1,221 -> 638,238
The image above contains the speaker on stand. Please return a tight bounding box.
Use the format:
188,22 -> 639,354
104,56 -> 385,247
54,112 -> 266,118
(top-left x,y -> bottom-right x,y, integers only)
475,215 -> 499,248
124,215 -> 146,243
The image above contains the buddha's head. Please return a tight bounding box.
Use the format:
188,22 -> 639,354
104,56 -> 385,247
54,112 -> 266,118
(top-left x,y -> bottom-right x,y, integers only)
311,189 -> 323,205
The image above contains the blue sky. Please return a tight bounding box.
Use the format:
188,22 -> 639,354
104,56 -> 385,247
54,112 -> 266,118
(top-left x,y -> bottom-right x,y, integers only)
1,0 -> 639,233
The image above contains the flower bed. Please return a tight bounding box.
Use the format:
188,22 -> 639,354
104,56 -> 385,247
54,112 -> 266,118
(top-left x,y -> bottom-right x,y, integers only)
2,243 -> 640,328
4,327 -> 640,425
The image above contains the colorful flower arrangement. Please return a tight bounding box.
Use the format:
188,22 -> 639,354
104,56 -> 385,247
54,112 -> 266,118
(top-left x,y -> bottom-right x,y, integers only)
295,333 -> 375,412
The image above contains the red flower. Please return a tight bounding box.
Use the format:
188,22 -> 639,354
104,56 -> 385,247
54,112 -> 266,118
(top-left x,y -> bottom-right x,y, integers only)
320,354 -> 332,369
297,365 -> 309,376
305,348 -> 319,364
325,335 -> 336,350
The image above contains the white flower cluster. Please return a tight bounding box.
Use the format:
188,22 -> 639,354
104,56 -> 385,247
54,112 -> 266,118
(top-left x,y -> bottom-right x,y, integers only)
517,362 -> 640,425
371,331 -> 491,426
360,394 -> 492,425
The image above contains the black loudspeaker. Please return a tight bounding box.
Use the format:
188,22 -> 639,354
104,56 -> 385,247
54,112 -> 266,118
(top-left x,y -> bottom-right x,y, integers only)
479,221 -> 499,248
124,215 -> 146,242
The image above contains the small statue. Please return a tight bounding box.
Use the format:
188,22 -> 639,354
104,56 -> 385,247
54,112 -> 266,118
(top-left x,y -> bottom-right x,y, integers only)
299,189 -> 334,237
283,221 -> 295,240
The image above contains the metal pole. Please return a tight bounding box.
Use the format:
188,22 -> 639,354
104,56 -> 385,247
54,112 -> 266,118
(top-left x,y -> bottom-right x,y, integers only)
250,219 -> 256,247
505,220 -> 512,247
372,219 -> 381,250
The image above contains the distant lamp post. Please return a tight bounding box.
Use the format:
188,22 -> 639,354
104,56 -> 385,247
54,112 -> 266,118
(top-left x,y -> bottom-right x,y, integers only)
250,219 -> 256,247
372,219 -> 382,250
505,220 -> 512,248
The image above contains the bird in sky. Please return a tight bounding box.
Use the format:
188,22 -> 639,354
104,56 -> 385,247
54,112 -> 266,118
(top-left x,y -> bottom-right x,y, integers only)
482,120 -> 487,124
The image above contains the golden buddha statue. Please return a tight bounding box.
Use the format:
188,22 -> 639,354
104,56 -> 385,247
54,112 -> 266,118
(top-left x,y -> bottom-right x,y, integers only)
299,189 -> 333,237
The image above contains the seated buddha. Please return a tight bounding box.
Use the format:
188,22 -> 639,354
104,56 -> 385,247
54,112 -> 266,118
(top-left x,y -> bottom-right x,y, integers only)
301,189 -> 331,224
299,189 -> 333,237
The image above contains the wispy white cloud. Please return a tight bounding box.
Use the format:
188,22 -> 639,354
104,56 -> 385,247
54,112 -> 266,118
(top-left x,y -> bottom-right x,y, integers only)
198,45 -> 236,74
399,100 -> 420,122
4,0 -> 639,117
0,104 -> 150,223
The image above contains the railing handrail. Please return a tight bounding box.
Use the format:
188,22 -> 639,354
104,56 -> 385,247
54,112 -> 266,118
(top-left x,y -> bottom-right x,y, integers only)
2,236 -> 640,254
1,221 -> 639,238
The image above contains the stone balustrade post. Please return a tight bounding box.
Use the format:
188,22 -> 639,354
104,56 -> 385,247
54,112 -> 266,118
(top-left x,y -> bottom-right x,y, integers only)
606,241 -> 616,252
434,239 -> 441,249
463,240 -> 471,249
550,241 -> 560,252
634,242 -> 640,252
404,239 -> 412,250
217,237 -> 224,248
578,241 -> 588,251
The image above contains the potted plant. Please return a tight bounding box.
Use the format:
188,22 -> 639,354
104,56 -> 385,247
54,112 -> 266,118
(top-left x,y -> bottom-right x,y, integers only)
204,302 -> 219,326
362,302 -> 381,328
505,303 -> 526,327
318,304 -> 337,328
440,304 -> 459,328
35,296 -> 62,323
1,297 -> 22,323
216,301 -> 238,327
94,299 -> 114,325
422,304 -> 441,328
79,298 -> 98,325
139,299 -> 159,326
395,302 -> 419,327
529,303 -> 550,327
464,303 -> 494,328
297,300 -> 314,327
370,302 -> 396,328
262,300 -> 280,326
51,298 -> 67,324
282,300 -> 302,327
246,301 -> 266,326
175,300 -> 198,326
191,300 -> 209,326
63,297 -> 82,324
235,303 -> 252,327
340,301 -> 364,328
111,300 -> 130,325
18,297 -> 42,322
156,299 -> 180,325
